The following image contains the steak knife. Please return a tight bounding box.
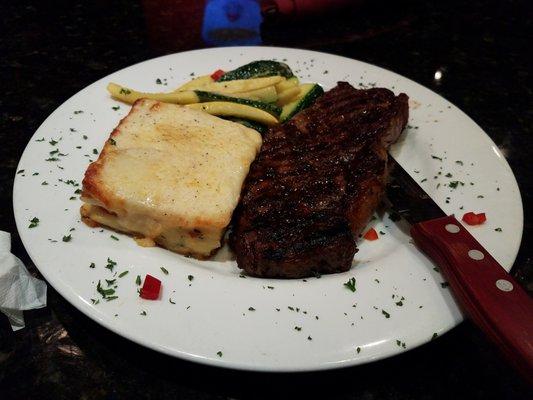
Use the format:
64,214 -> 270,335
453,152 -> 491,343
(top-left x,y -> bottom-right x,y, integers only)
386,157 -> 533,382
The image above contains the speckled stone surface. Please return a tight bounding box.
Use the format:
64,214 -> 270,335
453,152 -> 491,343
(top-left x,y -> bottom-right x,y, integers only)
0,0 -> 531,398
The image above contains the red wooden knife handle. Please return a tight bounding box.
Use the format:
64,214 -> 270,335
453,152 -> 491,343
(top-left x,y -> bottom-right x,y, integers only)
411,215 -> 533,383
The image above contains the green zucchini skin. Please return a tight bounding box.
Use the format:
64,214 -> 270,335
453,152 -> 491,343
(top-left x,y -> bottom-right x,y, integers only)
280,84 -> 324,122
195,90 -> 281,117
224,117 -> 268,135
218,60 -> 294,82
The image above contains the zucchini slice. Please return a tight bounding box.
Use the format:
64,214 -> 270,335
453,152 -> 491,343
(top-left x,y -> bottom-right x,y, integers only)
107,83 -> 199,105
218,60 -> 294,81
200,76 -> 284,94
236,86 -> 278,103
275,76 -> 299,93
280,83 -> 324,122
224,117 -> 268,134
175,74 -> 214,91
276,86 -> 301,106
186,102 -> 279,126
194,91 -> 281,117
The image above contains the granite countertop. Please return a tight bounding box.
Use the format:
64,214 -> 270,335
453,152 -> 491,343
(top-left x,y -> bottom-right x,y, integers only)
1,0 -> 531,398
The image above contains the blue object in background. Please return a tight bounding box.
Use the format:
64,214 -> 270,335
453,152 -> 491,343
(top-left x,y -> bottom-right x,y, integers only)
202,0 -> 262,46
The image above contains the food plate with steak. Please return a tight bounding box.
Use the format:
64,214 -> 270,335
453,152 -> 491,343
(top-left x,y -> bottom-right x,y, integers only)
13,47 -> 523,371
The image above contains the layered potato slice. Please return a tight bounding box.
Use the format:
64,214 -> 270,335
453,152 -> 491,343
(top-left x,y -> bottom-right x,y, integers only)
80,99 -> 262,258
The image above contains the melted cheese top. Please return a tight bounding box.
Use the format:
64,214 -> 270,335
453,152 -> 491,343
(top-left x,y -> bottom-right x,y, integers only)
81,99 -> 262,256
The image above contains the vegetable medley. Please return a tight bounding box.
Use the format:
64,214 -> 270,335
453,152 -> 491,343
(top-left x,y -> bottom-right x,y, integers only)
107,60 -> 324,133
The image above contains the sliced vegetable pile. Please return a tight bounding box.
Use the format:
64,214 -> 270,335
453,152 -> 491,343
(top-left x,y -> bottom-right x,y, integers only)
107,60 -> 324,132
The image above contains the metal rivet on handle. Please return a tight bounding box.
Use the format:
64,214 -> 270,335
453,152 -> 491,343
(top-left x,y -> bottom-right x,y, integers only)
496,279 -> 513,292
445,224 -> 460,233
468,249 -> 485,260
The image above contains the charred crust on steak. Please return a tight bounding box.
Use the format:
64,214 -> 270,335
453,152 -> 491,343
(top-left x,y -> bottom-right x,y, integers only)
230,82 -> 409,278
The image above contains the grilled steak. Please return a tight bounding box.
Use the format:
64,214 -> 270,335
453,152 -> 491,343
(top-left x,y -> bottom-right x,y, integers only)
230,82 -> 409,278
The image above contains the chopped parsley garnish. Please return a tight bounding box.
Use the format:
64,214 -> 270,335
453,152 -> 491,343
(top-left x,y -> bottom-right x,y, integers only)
59,179 -> 79,186
92,148 -> 98,155
308,336 -> 313,341
217,351 -> 223,357
156,78 -> 162,84
248,307 -> 255,311
49,139 -> 58,146
140,310 -> 147,316
110,235 -> 119,241
395,301 -> 403,306
169,298 -> 176,304
106,296 -> 118,301
294,326 -> 302,331
106,257 -> 117,271
105,279 -> 116,286
494,227 -> 502,232
187,274 -> 194,281
96,280 -> 115,298
17,169 -> 25,174
119,88 -> 131,95
420,178 -> 427,183
431,155 -> 442,161
343,277 -> 357,292
112,106 -> 120,111
431,332 -> 439,340
455,160 -> 464,165
477,195 -> 484,198
396,340 -> 406,349
448,181 -> 464,189
91,298 -> 99,305
89,262 -> 95,269
108,138 -> 116,145
440,282 -> 450,288
381,309 -> 391,319
136,275 -> 141,285
356,347 -> 361,354
445,173 -> 452,178
45,157 -> 59,162
73,110 -> 84,114
83,135 -> 88,140
28,217 -> 39,228
62,234 -> 72,242
118,270 -> 129,278
36,138 -> 45,142
160,267 -> 169,275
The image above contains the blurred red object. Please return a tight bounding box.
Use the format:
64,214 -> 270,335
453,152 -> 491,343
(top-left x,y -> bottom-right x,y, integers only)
142,0 -> 207,52
261,0 -> 356,17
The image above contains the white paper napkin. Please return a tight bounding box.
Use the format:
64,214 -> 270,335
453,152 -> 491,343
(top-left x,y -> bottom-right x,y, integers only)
0,231 -> 47,330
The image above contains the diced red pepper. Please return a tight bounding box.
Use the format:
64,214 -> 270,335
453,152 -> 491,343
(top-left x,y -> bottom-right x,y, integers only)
363,228 -> 379,241
462,212 -> 487,226
210,69 -> 225,81
140,274 -> 161,300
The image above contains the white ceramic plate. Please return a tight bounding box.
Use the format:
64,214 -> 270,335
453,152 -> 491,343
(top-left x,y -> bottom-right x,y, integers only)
13,47 -> 523,372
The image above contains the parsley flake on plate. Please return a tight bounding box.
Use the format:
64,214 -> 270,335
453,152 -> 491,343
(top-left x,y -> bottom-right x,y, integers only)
343,277 -> 356,292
